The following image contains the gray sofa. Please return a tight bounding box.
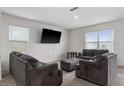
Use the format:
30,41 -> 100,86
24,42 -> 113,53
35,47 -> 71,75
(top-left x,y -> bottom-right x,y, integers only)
10,51 -> 63,86
77,49 -> 109,60
76,49 -> 117,85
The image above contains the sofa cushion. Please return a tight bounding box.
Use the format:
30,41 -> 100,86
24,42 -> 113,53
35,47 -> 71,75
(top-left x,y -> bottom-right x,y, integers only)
83,49 -> 94,57
94,55 -> 106,62
20,54 -> 39,67
11,51 -> 23,57
94,50 -> 109,56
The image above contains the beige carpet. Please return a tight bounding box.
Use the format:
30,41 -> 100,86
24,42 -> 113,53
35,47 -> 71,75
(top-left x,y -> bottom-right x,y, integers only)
0,66 -> 124,86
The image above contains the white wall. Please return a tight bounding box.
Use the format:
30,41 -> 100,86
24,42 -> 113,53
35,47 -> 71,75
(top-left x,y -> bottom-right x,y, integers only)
70,19 -> 124,66
1,13 -> 70,75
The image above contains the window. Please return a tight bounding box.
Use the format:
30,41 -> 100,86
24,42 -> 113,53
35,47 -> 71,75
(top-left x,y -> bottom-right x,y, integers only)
85,29 -> 114,52
85,32 -> 97,49
9,25 -> 29,53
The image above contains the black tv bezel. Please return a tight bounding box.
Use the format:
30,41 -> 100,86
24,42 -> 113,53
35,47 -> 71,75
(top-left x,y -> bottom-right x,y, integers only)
41,28 -> 62,44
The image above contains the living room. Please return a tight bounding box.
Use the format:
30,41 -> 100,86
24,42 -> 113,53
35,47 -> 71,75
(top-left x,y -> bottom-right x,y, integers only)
0,6 -> 124,88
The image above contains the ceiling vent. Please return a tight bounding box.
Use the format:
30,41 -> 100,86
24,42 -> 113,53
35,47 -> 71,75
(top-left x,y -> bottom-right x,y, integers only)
70,7 -> 79,12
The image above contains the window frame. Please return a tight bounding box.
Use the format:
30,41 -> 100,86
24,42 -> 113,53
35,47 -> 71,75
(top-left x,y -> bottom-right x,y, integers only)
8,25 -> 29,53
85,29 -> 114,52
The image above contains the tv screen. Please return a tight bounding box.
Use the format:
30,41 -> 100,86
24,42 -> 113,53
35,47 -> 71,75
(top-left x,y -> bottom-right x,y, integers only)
41,28 -> 62,43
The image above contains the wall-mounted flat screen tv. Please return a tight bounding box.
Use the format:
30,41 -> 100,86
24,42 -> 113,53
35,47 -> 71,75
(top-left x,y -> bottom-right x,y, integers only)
41,28 -> 62,43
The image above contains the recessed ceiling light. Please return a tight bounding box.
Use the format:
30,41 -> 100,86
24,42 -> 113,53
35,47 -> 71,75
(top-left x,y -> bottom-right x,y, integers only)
75,15 -> 79,19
